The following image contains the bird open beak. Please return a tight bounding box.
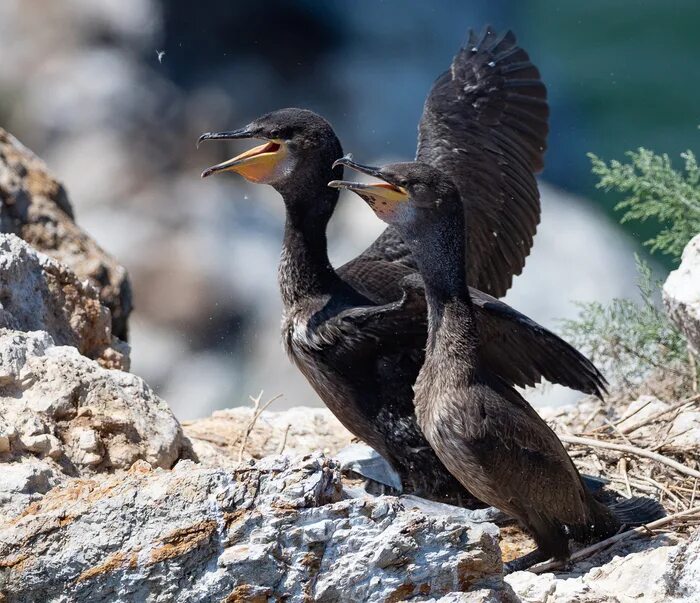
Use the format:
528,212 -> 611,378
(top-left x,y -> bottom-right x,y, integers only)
328,156 -> 408,202
198,128 -> 287,183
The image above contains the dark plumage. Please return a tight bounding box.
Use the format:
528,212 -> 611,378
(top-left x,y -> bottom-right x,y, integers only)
198,28 -> 606,504
416,27 -> 547,296
338,159 -> 665,571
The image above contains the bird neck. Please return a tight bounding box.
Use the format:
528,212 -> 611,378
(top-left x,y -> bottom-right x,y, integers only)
411,216 -> 478,379
279,186 -> 340,307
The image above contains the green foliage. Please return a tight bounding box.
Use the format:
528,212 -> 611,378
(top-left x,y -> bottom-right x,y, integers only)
562,144 -> 700,390
561,256 -> 689,388
589,148 -> 700,262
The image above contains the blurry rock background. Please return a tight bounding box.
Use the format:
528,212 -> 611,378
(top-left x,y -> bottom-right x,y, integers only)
1,1 -> 697,419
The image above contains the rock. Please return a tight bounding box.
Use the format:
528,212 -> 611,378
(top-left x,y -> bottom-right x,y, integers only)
0,233 -> 128,370
183,405 -> 354,465
668,408 -> 700,449
0,456 -> 62,517
615,395 -> 670,438
0,453 -> 507,602
0,129 -> 132,340
427,590 -> 518,603
0,329 -> 185,517
664,233 -> 700,356
672,529 -> 700,600
506,530 -> 699,603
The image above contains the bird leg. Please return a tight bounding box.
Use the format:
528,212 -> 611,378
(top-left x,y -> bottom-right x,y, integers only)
503,548 -> 552,574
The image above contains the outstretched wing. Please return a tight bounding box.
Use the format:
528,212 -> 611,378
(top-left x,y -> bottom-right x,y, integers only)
471,289 -> 607,399
417,26 -> 548,297
336,259 -> 607,398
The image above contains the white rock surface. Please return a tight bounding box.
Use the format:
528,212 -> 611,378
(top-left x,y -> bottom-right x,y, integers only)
0,233 -> 128,370
0,454 -> 507,603
506,530 -> 700,603
664,233 -> 700,355
0,329 -> 184,517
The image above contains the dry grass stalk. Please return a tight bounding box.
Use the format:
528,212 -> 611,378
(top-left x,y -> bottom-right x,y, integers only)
237,390 -> 283,461
277,423 -> 292,455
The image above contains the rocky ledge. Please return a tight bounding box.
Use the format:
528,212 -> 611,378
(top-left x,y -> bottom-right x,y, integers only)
1,131 -> 700,602
2,455 -> 506,603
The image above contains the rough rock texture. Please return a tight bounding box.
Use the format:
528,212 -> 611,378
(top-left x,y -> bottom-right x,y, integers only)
0,454 -> 508,603
0,129 -> 132,340
0,234 -> 128,370
506,530 -> 700,603
0,329 -> 184,517
664,233 -> 700,355
183,406 -> 354,466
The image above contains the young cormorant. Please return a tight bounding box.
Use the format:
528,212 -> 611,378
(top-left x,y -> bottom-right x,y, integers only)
331,158 -> 665,571
198,28 -> 606,504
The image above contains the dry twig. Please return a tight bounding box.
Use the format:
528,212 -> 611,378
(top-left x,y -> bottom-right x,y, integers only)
609,397 -> 656,429
619,393 -> 700,435
581,403 -> 603,432
637,474 -> 687,510
618,457 -> 632,497
604,418 -> 634,446
559,434 -> 700,479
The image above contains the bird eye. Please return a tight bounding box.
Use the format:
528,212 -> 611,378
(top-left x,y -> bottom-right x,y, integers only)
270,129 -> 281,139
399,179 -> 408,187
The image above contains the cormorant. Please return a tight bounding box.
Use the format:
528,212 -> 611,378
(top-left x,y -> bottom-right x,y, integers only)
331,158 -> 665,571
198,28 -> 606,504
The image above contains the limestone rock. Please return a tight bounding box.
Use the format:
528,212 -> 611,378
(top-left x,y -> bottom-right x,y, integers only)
0,233 -> 128,370
0,456 -> 63,518
663,233 -> 700,356
0,129 -> 132,340
428,591 -> 517,603
672,528 -> 700,600
0,329 -> 184,517
0,454 -> 506,603
183,405 -> 354,465
506,530 -> 699,603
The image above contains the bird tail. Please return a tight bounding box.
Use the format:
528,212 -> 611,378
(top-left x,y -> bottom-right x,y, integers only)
609,496 -> 666,527
573,494 -> 665,543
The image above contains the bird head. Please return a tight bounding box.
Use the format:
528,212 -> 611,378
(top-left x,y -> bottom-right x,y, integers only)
198,108 -> 342,194
329,157 -> 461,235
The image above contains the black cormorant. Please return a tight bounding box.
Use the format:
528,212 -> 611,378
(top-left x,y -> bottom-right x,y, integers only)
198,28 -> 606,503
331,158 -> 665,571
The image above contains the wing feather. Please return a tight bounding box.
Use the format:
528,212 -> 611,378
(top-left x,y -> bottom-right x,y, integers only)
416,26 -> 548,297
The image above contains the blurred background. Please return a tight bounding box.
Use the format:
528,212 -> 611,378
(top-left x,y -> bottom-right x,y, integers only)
1,0 -> 697,418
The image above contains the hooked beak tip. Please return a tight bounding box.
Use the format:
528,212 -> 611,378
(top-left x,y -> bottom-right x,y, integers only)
201,168 -> 214,179
332,154 -> 354,170
327,180 -> 344,189
196,133 -> 211,149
